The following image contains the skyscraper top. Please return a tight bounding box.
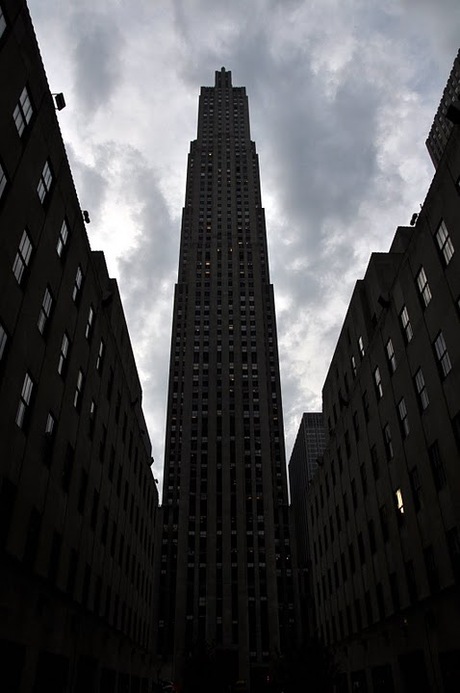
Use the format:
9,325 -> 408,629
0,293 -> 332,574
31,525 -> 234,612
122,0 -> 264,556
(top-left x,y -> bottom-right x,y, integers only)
215,66 -> 232,87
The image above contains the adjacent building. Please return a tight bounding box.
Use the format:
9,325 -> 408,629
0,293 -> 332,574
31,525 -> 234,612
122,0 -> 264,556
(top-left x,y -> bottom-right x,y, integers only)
289,413 -> 326,640
155,68 -> 296,691
0,2 -> 159,691
303,123 -> 460,690
426,49 -> 460,168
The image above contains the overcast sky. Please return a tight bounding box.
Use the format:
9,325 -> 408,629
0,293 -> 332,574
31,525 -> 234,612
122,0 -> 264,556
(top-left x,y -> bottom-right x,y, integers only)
28,0 -> 459,493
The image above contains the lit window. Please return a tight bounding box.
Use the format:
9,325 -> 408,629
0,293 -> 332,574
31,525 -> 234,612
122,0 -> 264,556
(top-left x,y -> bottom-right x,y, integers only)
416,267 -> 432,307
383,424 -> 393,460
56,219 -> 69,257
374,366 -> 383,399
96,340 -> 105,372
16,372 -> 34,428
13,86 -> 33,136
37,287 -> 53,334
435,220 -> 454,265
395,488 -> 405,520
72,265 -> 83,302
400,306 -> 413,343
0,7 -> 6,38
37,160 -> 53,203
358,336 -> 365,358
414,369 -> 429,410
74,370 -> 84,410
434,331 -> 452,378
85,305 -> 94,339
385,339 -> 396,373
398,398 -> 410,438
0,162 -> 7,199
0,322 -> 8,361
12,229 -> 33,285
58,332 -> 70,376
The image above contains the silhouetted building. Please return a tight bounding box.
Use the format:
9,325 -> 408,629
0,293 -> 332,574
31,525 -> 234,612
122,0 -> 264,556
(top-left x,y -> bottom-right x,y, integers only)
155,68 -> 296,690
0,2 -> 159,690
306,124 -> 460,691
426,49 -> 460,168
289,413 -> 325,640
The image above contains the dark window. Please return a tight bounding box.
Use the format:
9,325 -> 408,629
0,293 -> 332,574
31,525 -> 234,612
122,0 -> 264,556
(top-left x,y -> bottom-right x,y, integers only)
56,219 -> 69,257
400,306 -> 413,343
385,338 -> 397,373
0,8 -> 6,39
374,366 -> 383,399
85,305 -> 95,340
429,441 -> 447,490
434,332 -> 452,378
398,398 -> 410,438
58,333 -> 70,376
74,370 -> 84,411
0,321 -> 7,362
416,266 -> 432,307
435,219 -> 454,265
383,424 -> 393,460
414,369 -> 429,410
72,265 -> 83,303
37,287 -> 53,335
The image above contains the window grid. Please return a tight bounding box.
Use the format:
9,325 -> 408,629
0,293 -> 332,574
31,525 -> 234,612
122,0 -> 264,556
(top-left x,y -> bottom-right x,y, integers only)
37,287 -> 53,334
74,370 -> 84,410
13,86 -> 33,136
400,306 -> 413,343
0,322 -> 7,361
374,367 -> 383,399
435,220 -> 454,265
56,219 -> 69,257
434,332 -> 452,377
12,230 -> 33,284
398,398 -> 410,438
85,306 -> 94,339
37,160 -> 53,203
16,372 -> 34,428
414,369 -> 429,410
72,266 -> 83,302
58,333 -> 70,376
416,267 -> 432,307
0,162 -> 7,199
385,339 -> 396,373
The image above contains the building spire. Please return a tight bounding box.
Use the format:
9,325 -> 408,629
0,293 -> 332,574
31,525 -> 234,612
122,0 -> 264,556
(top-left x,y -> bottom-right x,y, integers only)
215,66 -> 232,87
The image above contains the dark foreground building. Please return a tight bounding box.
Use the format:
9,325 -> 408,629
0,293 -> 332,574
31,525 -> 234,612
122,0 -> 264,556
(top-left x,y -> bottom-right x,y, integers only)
426,49 -> 460,168
155,69 -> 296,690
0,2 -> 159,691
302,114 -> 460,690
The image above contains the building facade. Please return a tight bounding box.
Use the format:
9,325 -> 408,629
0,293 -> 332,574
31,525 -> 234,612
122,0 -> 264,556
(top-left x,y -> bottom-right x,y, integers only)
156,68 -> 296,690
0,2 -> 159,691
426,49 -> 460,168
289,413 -> 325,640
305,125 -> 460,691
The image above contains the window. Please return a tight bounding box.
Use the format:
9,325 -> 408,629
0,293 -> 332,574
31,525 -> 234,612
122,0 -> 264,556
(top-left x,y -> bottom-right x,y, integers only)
416,267 -> 432,306
37,160 -> 53,203
0,161 -> 7,199
74,370 -> 84,410
0,7 -> 6,38
58,333 -> 70,376
400,306 -> 413,343
85,305 -> 94,339
398,398 -> 409,438
358,336 -> 365,358
410,467 -> 422,512
429,441 -> 446,490
13,86 -> 33,136
56,219 -> 69,257
16,372 -> 34,428
434,332 -> 452,377
395,488 -> 405,524
45,412 -> 56,436
0,322 -> 7,361
374,366 -> 383,399
96,340 -> 105,373
72,265 -> 83,302
383,424 -> 393,460
412,369 -> 428,410
385,339 -> 397,373
37,287 -> 53,334
12,230 -> 33,284
350,355 -> 357,377
435,220 -> 454,265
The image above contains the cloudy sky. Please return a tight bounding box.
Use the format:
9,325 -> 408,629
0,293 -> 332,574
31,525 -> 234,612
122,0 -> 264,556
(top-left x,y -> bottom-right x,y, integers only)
28,0 -> 459,492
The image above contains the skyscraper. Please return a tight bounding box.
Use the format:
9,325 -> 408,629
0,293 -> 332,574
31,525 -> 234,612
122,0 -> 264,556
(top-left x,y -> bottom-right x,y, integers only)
426,48 -> 460,168
156,68 -> 295,689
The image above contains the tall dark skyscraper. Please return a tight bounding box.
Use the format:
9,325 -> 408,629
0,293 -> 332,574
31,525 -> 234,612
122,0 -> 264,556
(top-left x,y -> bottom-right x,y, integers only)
157,68 -> 295,689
